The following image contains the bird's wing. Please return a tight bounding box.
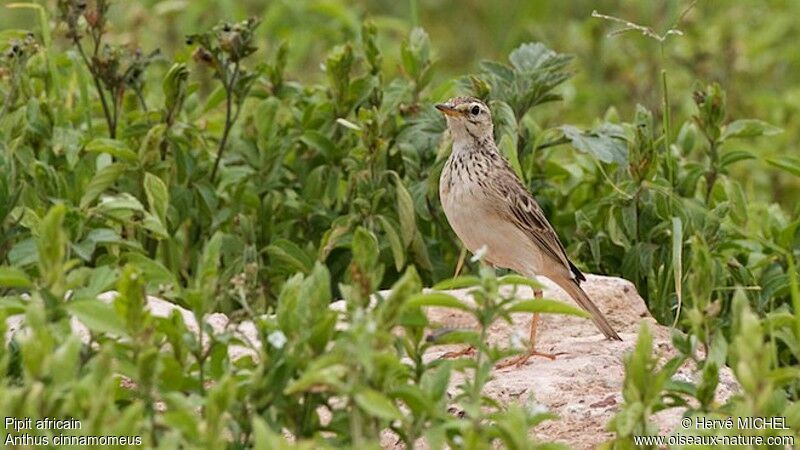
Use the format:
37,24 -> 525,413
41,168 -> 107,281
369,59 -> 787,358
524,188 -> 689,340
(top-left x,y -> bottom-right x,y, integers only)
492,170 -> 583,280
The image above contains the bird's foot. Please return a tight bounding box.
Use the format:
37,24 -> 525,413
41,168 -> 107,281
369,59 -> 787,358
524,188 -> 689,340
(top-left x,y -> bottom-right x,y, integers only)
495,349 -> 565,369
439,346 -> 476,359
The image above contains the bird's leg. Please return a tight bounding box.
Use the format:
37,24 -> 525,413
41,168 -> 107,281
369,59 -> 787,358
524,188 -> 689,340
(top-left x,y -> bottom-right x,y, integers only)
496,288 -> 565,369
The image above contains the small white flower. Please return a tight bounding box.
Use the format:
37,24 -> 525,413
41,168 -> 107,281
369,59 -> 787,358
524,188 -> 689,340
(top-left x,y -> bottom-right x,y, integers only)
527,402 -> 549,416
470,244 -> 488,263
509,329 -> 524,350
452,436 -> 463,446
267,330 -> 287,349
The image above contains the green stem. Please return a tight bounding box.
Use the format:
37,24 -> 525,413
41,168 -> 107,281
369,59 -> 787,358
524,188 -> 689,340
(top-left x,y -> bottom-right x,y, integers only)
409,0 -> 420,27
661,68 -> 673,186
210,61 -> 240,182
74,38 -> 116,138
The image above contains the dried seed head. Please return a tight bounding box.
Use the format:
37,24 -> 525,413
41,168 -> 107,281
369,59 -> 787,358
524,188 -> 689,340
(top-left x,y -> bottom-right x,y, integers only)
192,46 -> 214,66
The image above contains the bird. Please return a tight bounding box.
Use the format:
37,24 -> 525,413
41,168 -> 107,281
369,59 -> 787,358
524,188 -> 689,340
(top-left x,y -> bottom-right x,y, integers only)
435,96 -> 622,367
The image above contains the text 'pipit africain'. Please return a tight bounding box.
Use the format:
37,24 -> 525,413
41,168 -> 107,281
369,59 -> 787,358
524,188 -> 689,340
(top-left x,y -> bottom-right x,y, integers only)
436,96 -> 622,367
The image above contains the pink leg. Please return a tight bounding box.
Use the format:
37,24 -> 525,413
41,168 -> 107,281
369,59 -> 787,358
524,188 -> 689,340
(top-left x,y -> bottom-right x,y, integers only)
496,289 -> 565,369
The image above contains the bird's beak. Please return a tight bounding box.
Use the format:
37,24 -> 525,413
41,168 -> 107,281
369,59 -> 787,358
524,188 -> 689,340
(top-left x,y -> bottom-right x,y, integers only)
435,103 -> 460,117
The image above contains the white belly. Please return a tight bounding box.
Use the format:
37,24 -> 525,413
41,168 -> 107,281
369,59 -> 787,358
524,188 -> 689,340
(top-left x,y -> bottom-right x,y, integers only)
440,182 -> 544,276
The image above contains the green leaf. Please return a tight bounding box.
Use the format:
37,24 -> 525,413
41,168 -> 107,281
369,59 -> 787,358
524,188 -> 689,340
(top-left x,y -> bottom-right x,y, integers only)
507,299 -> 591,317
498,133 -> 523,179
400,27 -> 430,80
142,212 -> 170,239
498,274 -> 542,289
405,292 -> 469,311
266,239 -> 314,275
766,156 -> 800,177
354,388 -> 403,421
429,329 -> 482,346
65,298 -> 128,336
718,150 -> 755,168
724,180 -> 747,226
80,163 -> 125,209
123,253 -> 177,287
561,124 -> 627,164
95,193 -> 146,214
671,217 -> 684,328
390,385 -> 433,417
432,276 -> 481,290
377,215 -> 405,271
720,119 -> 782,140
85,138 -> 139,161
196,232 -> 224,294
0,266 -> 32,288
8,239 -> 38,267
335,118 -> 361,131
144,173 -> 169,225
508,42 -> 558,72
300,131 -> 336,159
395,178 -> 417,246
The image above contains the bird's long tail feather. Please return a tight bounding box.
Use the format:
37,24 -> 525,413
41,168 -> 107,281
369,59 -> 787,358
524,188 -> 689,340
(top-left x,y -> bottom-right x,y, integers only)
556,277 -> 622,341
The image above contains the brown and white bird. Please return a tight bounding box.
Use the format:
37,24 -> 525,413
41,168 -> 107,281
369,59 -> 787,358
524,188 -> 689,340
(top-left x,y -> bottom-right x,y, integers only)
436,96 -> 621,366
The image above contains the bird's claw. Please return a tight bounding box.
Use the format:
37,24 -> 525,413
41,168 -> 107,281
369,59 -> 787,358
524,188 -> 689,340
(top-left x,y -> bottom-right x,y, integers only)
439,346 -> 476,359
495,350 -> 566,369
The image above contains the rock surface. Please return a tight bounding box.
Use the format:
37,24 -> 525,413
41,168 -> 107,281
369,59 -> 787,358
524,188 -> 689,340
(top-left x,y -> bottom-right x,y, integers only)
4,275 -> 738,449
414,275 -> 738,449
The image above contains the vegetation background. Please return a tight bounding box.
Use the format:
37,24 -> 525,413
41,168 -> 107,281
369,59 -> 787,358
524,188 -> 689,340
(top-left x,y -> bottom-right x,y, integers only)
1,0 -> 798,448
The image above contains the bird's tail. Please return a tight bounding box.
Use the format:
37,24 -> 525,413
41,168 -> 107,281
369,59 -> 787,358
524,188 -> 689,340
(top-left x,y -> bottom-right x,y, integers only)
556,277 -> 622,341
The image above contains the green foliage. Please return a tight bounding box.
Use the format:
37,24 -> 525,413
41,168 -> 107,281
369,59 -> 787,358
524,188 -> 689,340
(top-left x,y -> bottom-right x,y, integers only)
1,1 -> 799,448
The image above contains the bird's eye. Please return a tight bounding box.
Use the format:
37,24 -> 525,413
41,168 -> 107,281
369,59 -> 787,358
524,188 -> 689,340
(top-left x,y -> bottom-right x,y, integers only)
471,105 -> 481,115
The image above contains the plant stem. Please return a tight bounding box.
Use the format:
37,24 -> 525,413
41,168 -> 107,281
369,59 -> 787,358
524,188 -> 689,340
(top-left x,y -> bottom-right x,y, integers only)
74,38 -> 116,138
661,68 -> 673,187
210,61 -> 240,182
536,136 -> 570,151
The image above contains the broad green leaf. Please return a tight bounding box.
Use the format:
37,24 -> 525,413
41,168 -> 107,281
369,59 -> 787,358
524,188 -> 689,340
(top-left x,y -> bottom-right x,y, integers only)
506,298 -> 590,317
498,133 -> 523,179
718,150 -> 755,168
196,232 -> 224,294
508,42 -> 558,72
410,232 -> 433,272
561,124 -> 627,164
73,228 -> 143,260
267,239 -> 314,275
0,266 -> 32,288
395,178 -> 417,246
299,131 -> 336,159
720,119 -> 782,140
0,296 -> 27,315
144,172 -> 169,225
80,163 -> 125,209
142,212 -> 170,239
85,138 -> 139,161
66,298 -> 128,336
95,193 -> 146,214
377,215 -> 405,271
8,239 -> 38,267
284,362 -> 347,394
498,274 -> 542,289
390,385 -> 433,417
354,388 -> 403,421
432,276 -> 481,290
405,292 -> 469,311
123,253 -> 177,287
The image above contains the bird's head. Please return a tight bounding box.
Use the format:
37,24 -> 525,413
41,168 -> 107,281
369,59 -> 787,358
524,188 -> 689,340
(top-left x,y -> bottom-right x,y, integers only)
435,96 -> 493,142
